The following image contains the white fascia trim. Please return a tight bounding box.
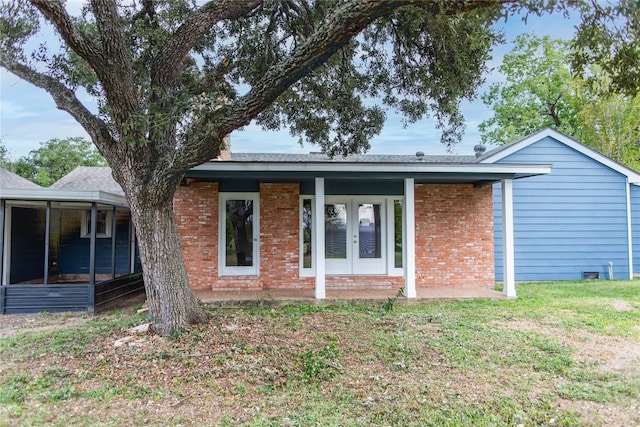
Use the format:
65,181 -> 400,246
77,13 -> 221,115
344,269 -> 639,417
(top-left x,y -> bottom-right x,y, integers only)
0,189 -> 127,206
480,128 -> 640,184
192,161 -> 551,176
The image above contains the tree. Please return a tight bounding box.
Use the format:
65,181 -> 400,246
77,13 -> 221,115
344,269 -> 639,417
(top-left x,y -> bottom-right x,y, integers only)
8,137 -> 107,186
480,33 -> 640,170
0,0 -> 634,335
479,34 -> 580,145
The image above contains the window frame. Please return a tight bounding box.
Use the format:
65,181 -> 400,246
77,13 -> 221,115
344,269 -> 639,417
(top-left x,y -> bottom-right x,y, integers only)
218,192 -> 260,276
80,209 -> 113,238
299,196 -> 315,277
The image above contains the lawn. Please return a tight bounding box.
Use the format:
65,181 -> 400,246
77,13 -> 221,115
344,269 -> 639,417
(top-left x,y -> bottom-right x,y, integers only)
0,280 -> 638,426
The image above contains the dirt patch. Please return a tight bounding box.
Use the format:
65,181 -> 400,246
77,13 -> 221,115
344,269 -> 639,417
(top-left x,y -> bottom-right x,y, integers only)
610,300 -> 634,311
0,313 -> 92,339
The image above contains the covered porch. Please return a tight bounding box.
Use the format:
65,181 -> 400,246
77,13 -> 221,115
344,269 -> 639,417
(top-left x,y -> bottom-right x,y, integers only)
182,156 -> 551,299
0,186 -> 143,314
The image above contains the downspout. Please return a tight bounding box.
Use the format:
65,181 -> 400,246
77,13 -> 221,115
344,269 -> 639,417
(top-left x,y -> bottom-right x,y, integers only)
625,178 -> 633,279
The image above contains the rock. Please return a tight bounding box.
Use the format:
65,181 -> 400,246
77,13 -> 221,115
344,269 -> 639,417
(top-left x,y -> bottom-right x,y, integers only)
129,323 -> 152,334
114,336 -> 134,347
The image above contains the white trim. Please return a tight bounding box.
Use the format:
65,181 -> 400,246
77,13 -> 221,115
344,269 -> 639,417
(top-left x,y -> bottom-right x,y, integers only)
0,189 -> 128,206
502,179 -> 516,298
191,160 -> 551,177
404,179 -> 416,298
626,178 -> 634,279
299,196 -> 315,277
386,198 -> 404,277
480,128 -> 640,184
314,178 -> 326,299
81,209 -> 113,238
218,192 -> 260,276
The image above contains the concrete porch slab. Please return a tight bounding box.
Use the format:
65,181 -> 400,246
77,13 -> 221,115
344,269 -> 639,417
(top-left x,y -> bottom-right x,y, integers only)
194,286 -> 504,307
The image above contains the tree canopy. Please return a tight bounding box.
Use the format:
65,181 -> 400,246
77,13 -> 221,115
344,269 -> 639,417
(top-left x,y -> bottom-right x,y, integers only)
480,33 -> 640,170
1,0 -> 637,335
2,137 -> 107,186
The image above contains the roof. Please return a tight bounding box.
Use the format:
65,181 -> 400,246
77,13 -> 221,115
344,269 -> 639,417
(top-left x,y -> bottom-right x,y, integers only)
1,166 -> 127,207
231,153 -> 478,163
49,166 -> 124,196
479,128 -> 640,184
0,167 -> 41,190
189,154 -> 551,185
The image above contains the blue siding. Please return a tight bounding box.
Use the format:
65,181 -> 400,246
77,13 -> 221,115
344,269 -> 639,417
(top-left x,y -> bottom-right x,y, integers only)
58,210 -> 131,275
494,136 -> 631,281
10,207 -> 45,283
631,185 -> 640,275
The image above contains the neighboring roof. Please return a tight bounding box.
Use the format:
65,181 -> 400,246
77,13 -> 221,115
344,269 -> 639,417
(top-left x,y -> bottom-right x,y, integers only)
1,166 -> 127,207
49,166 -> 124,196
0,167 -> 41,190
231,153 -> 477,163
479,128 -> 640,184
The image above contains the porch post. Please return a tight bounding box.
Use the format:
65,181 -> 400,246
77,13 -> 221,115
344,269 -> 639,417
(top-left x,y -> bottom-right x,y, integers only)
404,178 -> 416,298
0,200 -> 3,314
502,179 -> 516,297
314,177 -> 326,299
43,202 -> 51,285
0,199 -> 4,287
128,216 -> 135,274
111,206 -> 117,279
89,203 -> 97,288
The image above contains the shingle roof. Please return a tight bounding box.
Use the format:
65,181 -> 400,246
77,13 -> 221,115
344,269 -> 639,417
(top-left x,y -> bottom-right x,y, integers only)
0,167 -> 42,190
230,152 -> 477,163
49,166 -> 124,196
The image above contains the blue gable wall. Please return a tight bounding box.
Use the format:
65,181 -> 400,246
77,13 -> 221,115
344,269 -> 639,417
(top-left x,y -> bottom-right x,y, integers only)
631,185 -> 640,276
494,136 -> 631,281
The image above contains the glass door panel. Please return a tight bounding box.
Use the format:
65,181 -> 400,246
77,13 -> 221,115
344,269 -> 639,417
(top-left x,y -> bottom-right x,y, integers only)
358,203 -> 381,259
353,201 -> 385,274
220,195 -> 259,276
325,202 -> 349,274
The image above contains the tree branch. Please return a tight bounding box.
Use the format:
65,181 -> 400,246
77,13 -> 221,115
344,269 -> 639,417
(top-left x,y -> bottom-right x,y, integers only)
176,0 -> 511,169
0,53 -> 117,162
30,0 -> 103,65
151,0 -> 262,89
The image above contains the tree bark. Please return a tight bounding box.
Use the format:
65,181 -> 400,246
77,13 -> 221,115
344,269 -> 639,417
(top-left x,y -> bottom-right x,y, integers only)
127,184 -> 208,336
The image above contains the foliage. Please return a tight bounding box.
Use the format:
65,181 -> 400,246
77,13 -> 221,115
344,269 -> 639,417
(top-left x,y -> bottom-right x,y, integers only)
1,280 -> 639,425
480,33 -> 640,170
1,137 -> 106,186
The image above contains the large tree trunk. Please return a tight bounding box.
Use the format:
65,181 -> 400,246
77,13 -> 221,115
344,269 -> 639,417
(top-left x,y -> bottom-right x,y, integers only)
128,187 -> 208,336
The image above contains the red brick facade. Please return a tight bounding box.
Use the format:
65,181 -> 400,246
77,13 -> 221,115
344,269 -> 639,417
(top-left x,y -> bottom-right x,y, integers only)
414,184 -> 494,287
174,181 -> 494,291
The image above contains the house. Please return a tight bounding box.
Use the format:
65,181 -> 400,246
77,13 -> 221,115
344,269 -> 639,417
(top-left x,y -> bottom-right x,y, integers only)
174,146 -> 550,299
0,167 -> 143,314
481,128 -> 640,281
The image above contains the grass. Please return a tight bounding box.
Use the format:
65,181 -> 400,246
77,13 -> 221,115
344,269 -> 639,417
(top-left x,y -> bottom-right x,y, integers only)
0,280 -> 639,426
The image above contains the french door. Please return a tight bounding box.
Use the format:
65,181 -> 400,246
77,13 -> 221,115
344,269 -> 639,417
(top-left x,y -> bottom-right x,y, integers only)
325,198 -> 386,275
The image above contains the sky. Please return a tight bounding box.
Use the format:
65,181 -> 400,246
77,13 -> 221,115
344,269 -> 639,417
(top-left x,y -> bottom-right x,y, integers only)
0,3 -> 578,160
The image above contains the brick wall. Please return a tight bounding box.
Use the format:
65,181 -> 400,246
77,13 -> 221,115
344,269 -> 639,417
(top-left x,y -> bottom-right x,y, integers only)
174,181 -> 219,290
175,181 -> 494,291
259,183 -> 312,289
414,184 -> 494,287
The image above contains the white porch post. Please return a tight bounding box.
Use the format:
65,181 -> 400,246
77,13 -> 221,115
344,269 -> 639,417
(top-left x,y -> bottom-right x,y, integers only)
404,178 -> 416,298
314,177 -> 326,299
502,179 -> 516,298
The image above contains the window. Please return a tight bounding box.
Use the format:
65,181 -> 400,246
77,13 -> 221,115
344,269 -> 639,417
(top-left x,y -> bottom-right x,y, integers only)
81,209 -> 113,238
393,200 -> 403,268
302,198 -> 313,269
219,193 -> 259,276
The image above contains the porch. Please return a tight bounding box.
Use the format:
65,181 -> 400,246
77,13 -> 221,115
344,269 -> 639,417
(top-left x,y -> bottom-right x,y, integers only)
194,285 -> 504,307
